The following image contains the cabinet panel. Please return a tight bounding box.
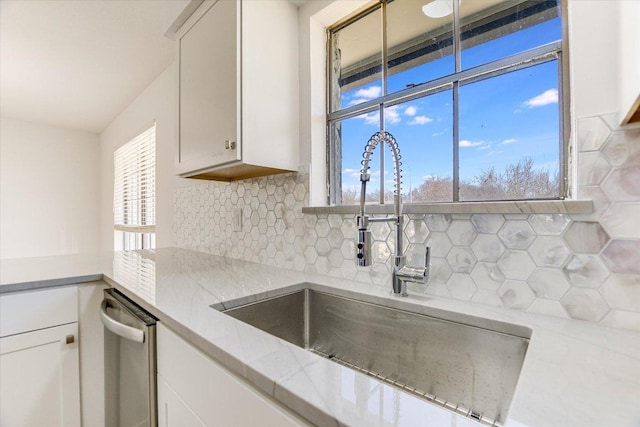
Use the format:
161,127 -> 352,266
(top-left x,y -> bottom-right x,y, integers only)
0,285 -> 78,337
157,324 -> 308,426
0,322 -> 81,427
157,375 -> 206,427
177,0 -> 239,174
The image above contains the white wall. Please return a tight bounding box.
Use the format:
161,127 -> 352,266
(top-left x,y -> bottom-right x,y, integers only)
99,63 -> 184,253
0,117 -> 100,259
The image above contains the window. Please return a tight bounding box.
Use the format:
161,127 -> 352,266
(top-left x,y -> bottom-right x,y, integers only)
328,0 -> 565,205
114,124 -> 156,251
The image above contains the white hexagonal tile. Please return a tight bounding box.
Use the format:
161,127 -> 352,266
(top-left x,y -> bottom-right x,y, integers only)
600,310 -> 640,331
471,290 -> 504,307
327,249 -> 343,268
315,237 -> 331,256
304,246 -> 317,264
576,115 -> 611,152
602,166 -> 640,202
316,218 -> 330,238
563,221 -> 610,254
600,274 -> 640,311
471,234 -> 505,262
563,255 -> 610,288
602,240 -> 640,274
446,274 -> 477,300
470,262 -> 505,290
602,128 -> 640,166
528,236 -> 571,268
425,232 -> 452,258
446,221 -> 477,246
341,239 -> 355,259
327,228 -> 343,249
371,241 -> 391,262
578,152 -> 611,186
404,243 -> 427,267
573,186 -> 611,221
527,299 -> 570,319
528,214 -> 571,235
498,220 -> 536,249
404,220 -> 429,244
470,214 -> 505,234
424,214 -> 452,232
560,288 -> 609,322
497,250 -> 536,280
446,247 -> 476,273
528,268 -> 571,299
293,183 -> 306,202
370,220 -> 391,241
498,280 -> 535,309
599,203 -> 640,239
427,258 -> 452,284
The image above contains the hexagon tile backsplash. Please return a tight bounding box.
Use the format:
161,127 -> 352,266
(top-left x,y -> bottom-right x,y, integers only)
174,113 -> 640,332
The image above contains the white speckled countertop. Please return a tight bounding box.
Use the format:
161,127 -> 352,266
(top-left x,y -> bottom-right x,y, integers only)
3,248 -> 640,426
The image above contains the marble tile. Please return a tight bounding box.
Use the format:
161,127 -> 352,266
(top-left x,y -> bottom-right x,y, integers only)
528,214 -> 571,236
560,288 -> 610,322
563,255 -> 610,288
470,262 -> 505,290
528,236 -> 571,268
599,203 -> 640,238
601,128 -> 640,166
497,250 -> 536,280
600,310 -> 640,331
498,280 -> 535,309
446,220 -> 478,246
600,275 -> 640,311
471,234 -> 505,263
602,240 -> 640,274
578,151 -> 611,186
563,221 -> 610,254
446,247 -> 476,273
572,186 -> 611,221
602,167 -> 640,201
446,273 -> 477,300
470,214 -> 505,234
527,299 -> 570,319
528,268 -> 571,299
498,220 -> 536,249
576,115 -> 611,152
424,214 -> 452,232
425,232 -> 453,258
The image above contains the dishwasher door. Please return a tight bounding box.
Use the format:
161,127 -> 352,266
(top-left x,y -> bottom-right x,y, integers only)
101,288 -> 157,427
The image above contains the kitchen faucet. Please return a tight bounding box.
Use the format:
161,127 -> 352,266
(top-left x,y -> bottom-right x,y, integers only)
356,131 -> 430,296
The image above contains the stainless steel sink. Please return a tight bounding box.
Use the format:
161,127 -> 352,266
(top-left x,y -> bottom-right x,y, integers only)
221,289 -> 529,426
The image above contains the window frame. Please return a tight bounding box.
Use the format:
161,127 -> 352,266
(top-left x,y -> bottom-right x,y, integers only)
113,123 -> 156,251
326,0 -> 569,206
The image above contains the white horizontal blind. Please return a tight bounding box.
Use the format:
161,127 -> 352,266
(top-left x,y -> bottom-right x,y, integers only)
114,125 -> 156,234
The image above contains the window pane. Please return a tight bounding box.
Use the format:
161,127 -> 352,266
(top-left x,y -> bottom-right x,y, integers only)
331,7 -> 383,112
460,0 -> 561,70
386,0 -> 454,93
384,90 -> 454,203
458,60 -> 560,201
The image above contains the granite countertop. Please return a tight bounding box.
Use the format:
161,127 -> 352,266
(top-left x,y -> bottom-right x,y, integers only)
3,248 -> 640,426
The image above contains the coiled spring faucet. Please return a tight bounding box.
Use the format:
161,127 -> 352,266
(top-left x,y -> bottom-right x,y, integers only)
356,131 -> 430,296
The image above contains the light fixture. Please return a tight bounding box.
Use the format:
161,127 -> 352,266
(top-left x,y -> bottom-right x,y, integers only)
422,0 -> 454,18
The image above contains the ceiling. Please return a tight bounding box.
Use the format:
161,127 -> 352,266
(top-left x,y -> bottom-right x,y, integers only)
0,0 -> 190,133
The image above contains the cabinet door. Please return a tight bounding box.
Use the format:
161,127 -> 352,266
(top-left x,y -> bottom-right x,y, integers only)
0,322 -> 81,427
177,0 -> 240,175
157,375 -> 206,427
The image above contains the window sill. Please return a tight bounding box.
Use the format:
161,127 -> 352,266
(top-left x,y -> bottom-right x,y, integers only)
301,200 -> 592,216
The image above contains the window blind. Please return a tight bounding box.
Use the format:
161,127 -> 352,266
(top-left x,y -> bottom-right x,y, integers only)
114,125 -> 156,233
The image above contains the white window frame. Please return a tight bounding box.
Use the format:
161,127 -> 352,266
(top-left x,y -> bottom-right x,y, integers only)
113,124 -> 156,251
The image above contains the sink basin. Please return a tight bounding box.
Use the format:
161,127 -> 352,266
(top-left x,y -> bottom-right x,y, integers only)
221,288 -> 529,425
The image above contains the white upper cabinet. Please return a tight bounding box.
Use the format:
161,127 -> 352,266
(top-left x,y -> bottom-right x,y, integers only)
175,0 -> 299,181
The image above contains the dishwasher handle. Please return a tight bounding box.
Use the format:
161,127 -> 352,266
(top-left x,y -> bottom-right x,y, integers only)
100,300 -> 145,343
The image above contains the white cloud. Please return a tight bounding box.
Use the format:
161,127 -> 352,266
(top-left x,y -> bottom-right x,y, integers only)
354,86 -> 382,100
404,106 -> 417,116
477,144 -> 491,150
409,115 -> 433,125
501,138 -> 517,145
432,129 -> 447,137
488,150 -> 504,156
459,139 -> 484,148
523,89 -> 558,108
385,106 -> 402,124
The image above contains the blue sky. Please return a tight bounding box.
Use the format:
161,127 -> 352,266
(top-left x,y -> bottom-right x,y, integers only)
338,17 -> 562,196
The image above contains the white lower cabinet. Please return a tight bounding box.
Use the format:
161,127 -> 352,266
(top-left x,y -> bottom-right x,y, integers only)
158,375 -> 207,427
0,322 -> 81,427
157,323 -> 308,427
0,286 -> 81,427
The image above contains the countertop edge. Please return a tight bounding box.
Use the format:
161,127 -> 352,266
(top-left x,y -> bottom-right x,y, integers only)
0,274 -> 104,294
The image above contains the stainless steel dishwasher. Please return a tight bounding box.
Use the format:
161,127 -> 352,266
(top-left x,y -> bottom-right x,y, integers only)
101,288 -> 157,427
